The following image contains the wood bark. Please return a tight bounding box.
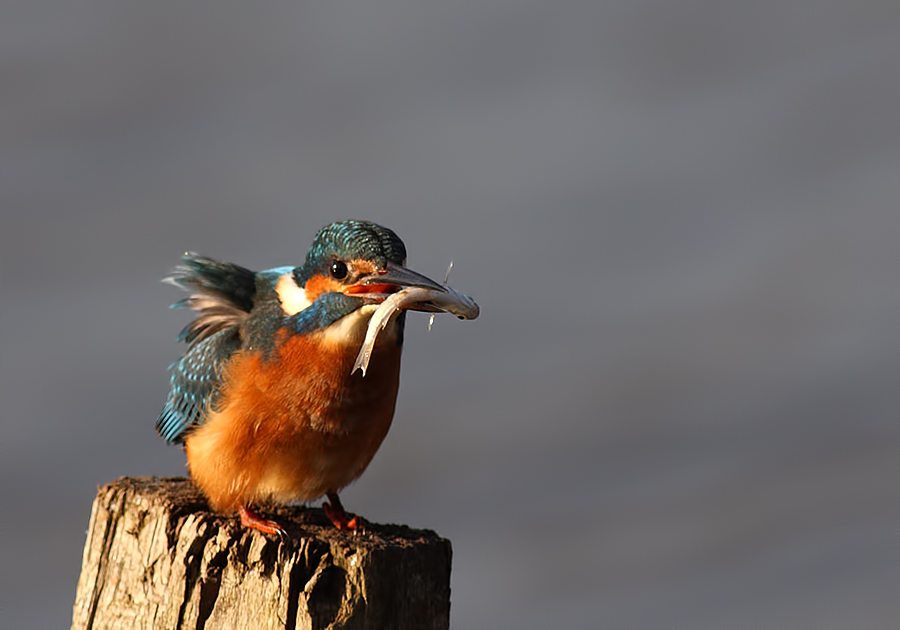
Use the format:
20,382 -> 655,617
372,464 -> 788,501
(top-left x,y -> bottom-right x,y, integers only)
71,477 -> 451,630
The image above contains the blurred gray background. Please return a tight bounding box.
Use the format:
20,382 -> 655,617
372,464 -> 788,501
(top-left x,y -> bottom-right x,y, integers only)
2,2 -> 898,628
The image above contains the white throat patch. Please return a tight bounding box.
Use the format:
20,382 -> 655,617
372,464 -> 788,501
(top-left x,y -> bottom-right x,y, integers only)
320,304 -> 384,347
275,272 -> 312,316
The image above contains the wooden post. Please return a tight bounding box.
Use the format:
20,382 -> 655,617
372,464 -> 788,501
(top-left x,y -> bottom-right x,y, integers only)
71,477 -> 451,630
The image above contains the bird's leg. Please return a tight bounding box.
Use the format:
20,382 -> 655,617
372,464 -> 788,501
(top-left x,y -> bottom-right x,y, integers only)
239,505 -> 286,539
323,492 -> 365,532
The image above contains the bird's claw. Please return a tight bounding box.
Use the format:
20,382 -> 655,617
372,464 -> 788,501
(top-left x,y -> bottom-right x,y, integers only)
323,495 -> 366,533
239,505 -> 288,540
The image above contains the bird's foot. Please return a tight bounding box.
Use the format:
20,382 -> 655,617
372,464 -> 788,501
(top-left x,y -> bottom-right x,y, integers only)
323,493 -> 366,533
239,505 -> 287,540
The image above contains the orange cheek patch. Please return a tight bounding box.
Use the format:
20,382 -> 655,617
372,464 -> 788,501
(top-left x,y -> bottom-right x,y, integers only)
304,274 -> 344,302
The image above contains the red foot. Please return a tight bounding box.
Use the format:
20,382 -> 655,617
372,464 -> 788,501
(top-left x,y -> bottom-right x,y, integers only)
323,492 -> 365,532
239,505 -> 286,538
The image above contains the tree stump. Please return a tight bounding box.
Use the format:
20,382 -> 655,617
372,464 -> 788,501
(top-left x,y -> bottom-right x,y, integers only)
71,477 -> 451,630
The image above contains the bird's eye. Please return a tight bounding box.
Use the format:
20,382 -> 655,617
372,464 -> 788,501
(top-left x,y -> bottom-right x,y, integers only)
329,260 -> 349,280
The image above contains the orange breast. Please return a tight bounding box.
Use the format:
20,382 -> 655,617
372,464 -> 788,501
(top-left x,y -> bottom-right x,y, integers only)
184,328 -> 402,512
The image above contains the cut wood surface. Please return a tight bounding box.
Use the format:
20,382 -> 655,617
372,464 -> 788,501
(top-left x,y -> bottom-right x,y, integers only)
71,477 -> 451,630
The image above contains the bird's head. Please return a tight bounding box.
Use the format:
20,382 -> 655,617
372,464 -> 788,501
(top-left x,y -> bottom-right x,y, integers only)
275,221 -> 445,333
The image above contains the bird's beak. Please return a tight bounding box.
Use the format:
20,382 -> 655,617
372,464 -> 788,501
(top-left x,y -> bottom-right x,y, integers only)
343,261 -> 447,304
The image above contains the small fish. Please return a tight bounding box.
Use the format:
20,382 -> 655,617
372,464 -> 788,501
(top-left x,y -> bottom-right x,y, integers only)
353,283 -> 479,376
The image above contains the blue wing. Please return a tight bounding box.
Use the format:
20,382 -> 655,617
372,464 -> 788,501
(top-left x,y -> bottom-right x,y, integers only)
157,253 -> 258,444
156,328 -> 242,444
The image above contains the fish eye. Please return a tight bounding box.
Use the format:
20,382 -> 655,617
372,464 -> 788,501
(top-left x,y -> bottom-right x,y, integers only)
329,259 -> 349,280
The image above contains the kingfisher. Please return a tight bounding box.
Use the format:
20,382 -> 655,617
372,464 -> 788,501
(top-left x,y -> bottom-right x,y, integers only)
156,220 -> 462,536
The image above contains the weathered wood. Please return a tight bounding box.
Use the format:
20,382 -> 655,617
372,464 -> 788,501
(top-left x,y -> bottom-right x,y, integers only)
71,477 -> 451,630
